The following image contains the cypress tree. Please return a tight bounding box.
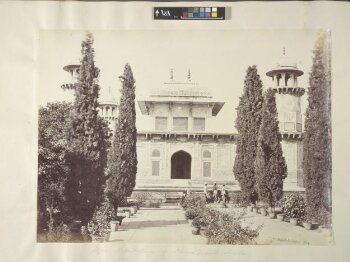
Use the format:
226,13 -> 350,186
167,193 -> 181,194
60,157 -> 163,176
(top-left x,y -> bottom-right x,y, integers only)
234,65 -> 264,205
255,89 -> 287,208
65,34 -> 110,225
303,31 -> 332,225
106,64 -> 137,211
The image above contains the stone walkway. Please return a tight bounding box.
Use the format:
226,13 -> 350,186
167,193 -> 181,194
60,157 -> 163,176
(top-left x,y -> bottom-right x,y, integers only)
109,204 -> 333,245
108,205 -> 207,244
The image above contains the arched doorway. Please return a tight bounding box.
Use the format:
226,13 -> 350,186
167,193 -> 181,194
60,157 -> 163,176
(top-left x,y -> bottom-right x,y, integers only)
171,150 -> 191,179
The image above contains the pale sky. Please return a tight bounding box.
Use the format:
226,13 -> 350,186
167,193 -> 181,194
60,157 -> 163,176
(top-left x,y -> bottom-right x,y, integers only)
38,30 -> 319,133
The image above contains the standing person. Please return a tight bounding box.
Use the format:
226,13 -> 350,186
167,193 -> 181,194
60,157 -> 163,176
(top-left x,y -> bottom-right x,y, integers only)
223,184 -> 230,203
213,182 -> 218,202
181,190 -> 186,201
203,183 -> 208,202
217,184 -> 223,203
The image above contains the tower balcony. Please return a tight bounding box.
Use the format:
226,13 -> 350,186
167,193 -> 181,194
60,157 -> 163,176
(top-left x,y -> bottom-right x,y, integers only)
271,86 -> 305,96
279,131 -> 302,140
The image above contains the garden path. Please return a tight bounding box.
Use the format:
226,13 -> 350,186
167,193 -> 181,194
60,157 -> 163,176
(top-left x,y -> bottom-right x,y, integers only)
108,205 -> 207,244
109,204 -> 333,245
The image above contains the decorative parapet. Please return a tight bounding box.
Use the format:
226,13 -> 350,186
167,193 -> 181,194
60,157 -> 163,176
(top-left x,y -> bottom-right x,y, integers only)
271,86 -> 305,96
279,132 -> 303,140
137,131 -> 236,142
150,87 -> 212,98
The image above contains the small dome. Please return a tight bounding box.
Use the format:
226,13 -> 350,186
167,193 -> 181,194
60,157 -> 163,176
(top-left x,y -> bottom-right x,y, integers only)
63,59 -> 81,72
276,55 -> 298,68
266,54 -> 303,77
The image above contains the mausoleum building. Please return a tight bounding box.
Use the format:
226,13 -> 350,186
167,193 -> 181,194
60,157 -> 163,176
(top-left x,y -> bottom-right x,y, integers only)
61,53 -> 305,193
135,72 -> 236,191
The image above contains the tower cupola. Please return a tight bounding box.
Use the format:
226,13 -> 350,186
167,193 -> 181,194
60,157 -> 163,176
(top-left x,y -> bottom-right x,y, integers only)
61,60 -> 80,90
266,49 -> 305,96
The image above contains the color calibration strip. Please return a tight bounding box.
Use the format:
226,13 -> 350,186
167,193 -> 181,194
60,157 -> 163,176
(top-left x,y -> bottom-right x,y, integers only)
182,7 -> 219,19
154,7 -> 226,20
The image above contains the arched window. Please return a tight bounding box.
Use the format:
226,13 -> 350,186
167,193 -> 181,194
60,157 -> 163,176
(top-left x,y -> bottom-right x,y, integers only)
276,74 -> 282,87
202,150 -> 211,177
151,149 -> 161,176
152,149 -> 160,157
285,73 -> 290,87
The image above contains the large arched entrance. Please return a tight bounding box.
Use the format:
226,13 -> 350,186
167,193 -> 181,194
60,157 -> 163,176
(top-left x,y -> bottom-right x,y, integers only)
171,150 -> 191,179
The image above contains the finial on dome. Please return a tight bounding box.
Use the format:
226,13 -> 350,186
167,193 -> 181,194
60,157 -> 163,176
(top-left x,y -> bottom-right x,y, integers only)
170,68 -> 174,80
283,46 -> 286,56
187,69 -> 191,82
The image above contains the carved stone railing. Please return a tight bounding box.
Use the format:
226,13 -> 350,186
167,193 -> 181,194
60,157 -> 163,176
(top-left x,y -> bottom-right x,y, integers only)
137,131 -> 236,142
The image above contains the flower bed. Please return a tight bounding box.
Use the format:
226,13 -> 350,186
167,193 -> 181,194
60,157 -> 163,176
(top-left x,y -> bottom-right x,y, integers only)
182,193 -> 260,245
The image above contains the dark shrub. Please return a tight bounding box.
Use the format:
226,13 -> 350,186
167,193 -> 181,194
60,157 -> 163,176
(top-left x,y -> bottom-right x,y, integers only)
87,199 -> 116,238
230,192 -> 250,207
185,208 -> 201,220
46,223 -> 72,242
204,209 -> 260,245
281,193 -> 306,220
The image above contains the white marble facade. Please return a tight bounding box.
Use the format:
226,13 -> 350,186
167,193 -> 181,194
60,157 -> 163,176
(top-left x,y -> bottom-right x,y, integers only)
135,78 -> 238,190
135,138 -> 236,188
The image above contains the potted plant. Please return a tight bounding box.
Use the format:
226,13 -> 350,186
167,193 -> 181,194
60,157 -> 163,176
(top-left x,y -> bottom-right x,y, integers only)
192,226 -> 200,235
191,219 -> 201,235
302,220 -> 312,230
110,221 -> 119,232
276,213 -> 284,221
88,221 -> 110,243
281,193 -> 306,227
91,235 -> 105,243
289,217 -> 298,226
260,207 -> 267,216
268,211 -> 275,219
130,206 -> 137,214
124,209 -> 131,218
87,199 -> 116,242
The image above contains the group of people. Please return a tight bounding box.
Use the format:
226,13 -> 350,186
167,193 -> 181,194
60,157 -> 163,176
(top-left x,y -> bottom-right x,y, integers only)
203,183 -> 230,203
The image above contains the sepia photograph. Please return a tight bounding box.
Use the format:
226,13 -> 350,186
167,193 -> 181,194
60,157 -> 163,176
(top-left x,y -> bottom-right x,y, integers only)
37,29 -> 332,245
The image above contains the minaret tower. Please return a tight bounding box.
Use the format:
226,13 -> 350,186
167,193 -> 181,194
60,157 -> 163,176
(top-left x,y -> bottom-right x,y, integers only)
99,86 -> 118,136
266,49 -> 305,189
61,62 -> 118,136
